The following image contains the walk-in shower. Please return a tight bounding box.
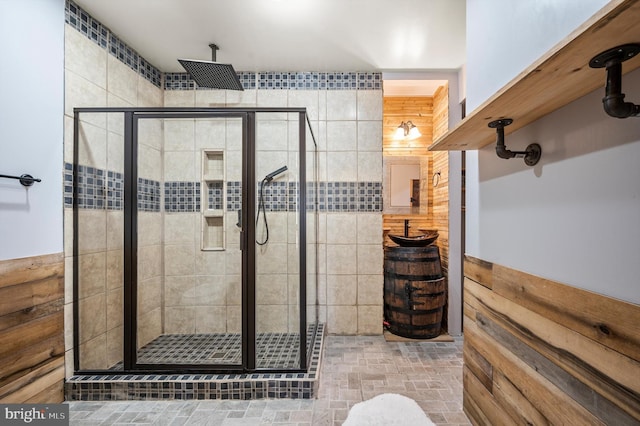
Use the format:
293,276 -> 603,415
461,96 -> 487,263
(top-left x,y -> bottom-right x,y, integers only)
72,107 -> 318,374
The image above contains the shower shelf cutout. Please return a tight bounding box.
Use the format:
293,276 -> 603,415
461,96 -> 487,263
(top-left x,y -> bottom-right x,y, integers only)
201,149 -> 226,251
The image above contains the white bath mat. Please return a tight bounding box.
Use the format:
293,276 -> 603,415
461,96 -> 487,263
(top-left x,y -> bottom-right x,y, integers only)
342,393 -> 436,426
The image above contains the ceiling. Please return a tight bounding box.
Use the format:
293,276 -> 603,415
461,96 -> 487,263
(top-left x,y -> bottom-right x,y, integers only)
73,0 -> 466,75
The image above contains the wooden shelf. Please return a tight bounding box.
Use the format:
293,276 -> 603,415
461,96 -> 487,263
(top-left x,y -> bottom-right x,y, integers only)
429,0 -> 640,152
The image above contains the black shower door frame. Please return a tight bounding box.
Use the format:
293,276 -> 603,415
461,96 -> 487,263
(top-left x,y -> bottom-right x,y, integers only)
73,107 -> 311,375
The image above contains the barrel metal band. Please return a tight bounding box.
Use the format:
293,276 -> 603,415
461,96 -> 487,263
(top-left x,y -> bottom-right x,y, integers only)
384,271 -> 443,281
384,303 -> 443,315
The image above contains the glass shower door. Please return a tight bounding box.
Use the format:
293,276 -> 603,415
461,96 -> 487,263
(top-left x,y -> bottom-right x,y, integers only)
132,113 -> 246,370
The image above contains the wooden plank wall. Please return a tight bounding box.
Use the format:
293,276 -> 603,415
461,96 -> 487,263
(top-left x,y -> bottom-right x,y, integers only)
463,256 -> 640,425
383,97 -> 433,156
0,253 -> 65,403
383,85 -> 451,330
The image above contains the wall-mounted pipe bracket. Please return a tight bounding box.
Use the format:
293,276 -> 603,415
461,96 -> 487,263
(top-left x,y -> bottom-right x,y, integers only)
0,173 -> 42,187
488,119 -> 541,166
589,43 -> 640,118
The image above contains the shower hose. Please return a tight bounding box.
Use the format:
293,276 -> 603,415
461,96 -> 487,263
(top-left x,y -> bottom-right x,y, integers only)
256,177 -> 270,245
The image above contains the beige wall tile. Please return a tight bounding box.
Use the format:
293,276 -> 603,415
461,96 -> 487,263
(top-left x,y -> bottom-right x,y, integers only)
138,118 -> 163,150
327,305 -> 357,334
165,306 -> 195,334
326,151 -> 357,181
326,121 -> 357,151
195,90 -> 226,107
357,121 -> 383,151
106,95 -> 129,137
164,90 -> 195,107
326,244 -> 356,275
79,293 -> 106,344
138,144 -> 162,181
65,349 -> 75,379
164,275 -> 196,307
164,151 -> 197,181
224,250 -> 242,275
195,119 -> 226,149
357,274 -> 383,306
226,89 -> 257,107
358,152 -> 382,181
358,305 -> 383,335
106,210 -> 124,250
326,214 -> 357,244
164,119 -> 195,151
76,119 -> 108,170
357,90 -> 383,120
195,306 -> 227,333
256,243 -> 288,274
106,326 -> 124,368
256,274 -> 288,305
226,274 -> 241,306
165,212 -> 196,245
107,286 -> 124,329
288,90 -> 319,121
64,209 -> 73,257
357,213 -> 383,244
256,120 -> 289,151
106,249 -> 123,291
164,244 -> 195,276
65,25 -> 106,89
138,308 -> 162,347
65,71 -> 107,128
138,276 -> 162,315
107,55 -> 138,105
64,302 -> 74,352
195,275 -> 227,305
226,306 -> 241,333
78,252 -> 106,299
137,76 -> 163,107
326,275 -> 357,306
138,244 -> 163,281
256,305 -> 288,333
79,334 -> 107,370
326,91 -> 357,120
107,130 -> 125,173
357,244 -> 383,275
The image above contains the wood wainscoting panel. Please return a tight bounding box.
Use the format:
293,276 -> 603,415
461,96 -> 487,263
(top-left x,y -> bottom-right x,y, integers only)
0,253 -> 65,403
463,257 -> 640,425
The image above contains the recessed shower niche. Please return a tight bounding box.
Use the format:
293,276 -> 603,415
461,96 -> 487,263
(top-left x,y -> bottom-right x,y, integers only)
71,107 -> 318,376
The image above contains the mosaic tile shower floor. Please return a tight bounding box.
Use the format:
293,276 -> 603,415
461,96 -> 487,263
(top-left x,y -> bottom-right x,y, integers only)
135,332 -> 305,369
68,335 -> 470,425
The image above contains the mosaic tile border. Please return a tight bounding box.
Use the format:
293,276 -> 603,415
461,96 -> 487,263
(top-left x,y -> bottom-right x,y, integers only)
164,181 -> 201,212
66,0 -> 162,87
65,324 -> 325,401
66,168 -> 381,213
166,72 -> 382,91
67,2 -> 382,92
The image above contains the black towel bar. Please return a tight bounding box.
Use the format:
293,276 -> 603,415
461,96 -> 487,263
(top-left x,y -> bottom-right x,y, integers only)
0,173 -> 42,187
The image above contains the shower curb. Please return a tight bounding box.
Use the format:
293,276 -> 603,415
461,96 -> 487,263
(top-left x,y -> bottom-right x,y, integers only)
65,324 -> 325,401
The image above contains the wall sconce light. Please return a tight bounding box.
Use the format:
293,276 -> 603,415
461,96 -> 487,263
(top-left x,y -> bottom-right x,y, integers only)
589,43 -> 640,118
394,121 -> 422,140
488,118 -> 541,166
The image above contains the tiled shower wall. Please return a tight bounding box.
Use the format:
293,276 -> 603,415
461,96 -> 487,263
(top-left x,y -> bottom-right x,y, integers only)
64,1 -> 384,378
160,87 -> 384,336
63,1 -> 164,376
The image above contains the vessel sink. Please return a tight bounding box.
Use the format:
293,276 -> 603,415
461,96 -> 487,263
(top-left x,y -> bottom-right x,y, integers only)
389,231 -> 439,247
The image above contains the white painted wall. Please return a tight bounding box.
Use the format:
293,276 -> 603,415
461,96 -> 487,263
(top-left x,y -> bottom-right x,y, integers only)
465,0 -> 640,304
0,0 -> 64,260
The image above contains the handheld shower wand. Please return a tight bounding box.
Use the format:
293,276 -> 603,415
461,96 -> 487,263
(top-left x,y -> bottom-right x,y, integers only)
256,166 -> 288,245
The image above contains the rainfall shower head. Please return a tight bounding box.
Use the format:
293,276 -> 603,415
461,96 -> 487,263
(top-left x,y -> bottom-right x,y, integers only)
178,44 -> 244,91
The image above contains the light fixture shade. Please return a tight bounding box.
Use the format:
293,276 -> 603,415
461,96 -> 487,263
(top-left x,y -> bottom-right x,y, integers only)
394,122 -> 407,140
406,121 -> 421,140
